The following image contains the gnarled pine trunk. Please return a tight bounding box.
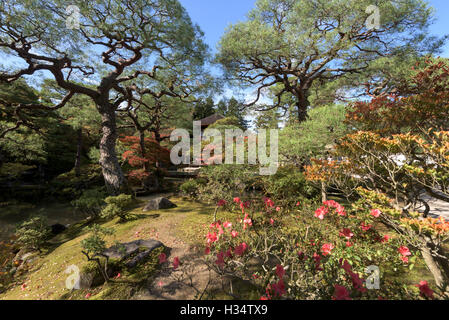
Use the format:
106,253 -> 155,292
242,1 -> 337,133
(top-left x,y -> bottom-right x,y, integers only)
295,89 -> 310,123
98,104 -> 127,195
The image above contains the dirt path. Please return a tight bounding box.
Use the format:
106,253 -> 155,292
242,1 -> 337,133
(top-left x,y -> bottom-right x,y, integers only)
132,196 -> 221,300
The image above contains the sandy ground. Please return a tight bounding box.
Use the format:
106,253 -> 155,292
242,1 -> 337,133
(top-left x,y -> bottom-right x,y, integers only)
132,194 -> 222,300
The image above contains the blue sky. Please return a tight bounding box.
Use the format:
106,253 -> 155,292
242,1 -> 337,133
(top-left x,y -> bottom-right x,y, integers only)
180,0 -> 449,57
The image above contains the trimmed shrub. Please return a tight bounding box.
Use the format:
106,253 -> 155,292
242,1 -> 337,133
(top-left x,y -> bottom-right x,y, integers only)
100,194 -> 135,222
15,215 -> 51,251
71,188 -> 107,217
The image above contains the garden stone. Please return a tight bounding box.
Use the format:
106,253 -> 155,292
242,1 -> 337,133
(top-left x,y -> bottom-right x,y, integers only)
76,272 -> 95,289
102,239 -> 163,260
143,197 -> 177,211
51,223 -> 67,235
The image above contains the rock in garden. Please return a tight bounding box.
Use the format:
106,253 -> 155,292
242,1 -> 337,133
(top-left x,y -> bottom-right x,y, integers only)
76,272 -> 95,289
143,197 -> 177,211
102,239 -> 163,260
51,223 -> 67,235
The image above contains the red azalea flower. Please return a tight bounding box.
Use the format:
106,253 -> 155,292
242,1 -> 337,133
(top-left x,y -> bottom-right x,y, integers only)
225,247 -> 233,258
321,243 -> 334,256
173,257 -> 180,269
333,285 -> 351,300
217,199 -> 227,207
360,222 -> 372,231
339,228 -> 354,239
206,232 -> 218,244
264,197 -> 275,208
314,206 -> 328,220
204,247 -> 210,255
234,242 -> 248,256
276,264 -> 285,278
380,235 -> 391,243
240,201 -> 250,209
233,197 -> 241,204
215,251 -> 225,268
416,281 -> 434,299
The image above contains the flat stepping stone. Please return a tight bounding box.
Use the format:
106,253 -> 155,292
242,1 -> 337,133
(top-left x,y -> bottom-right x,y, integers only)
102,239 -> 163,260
143,197 -> 177,211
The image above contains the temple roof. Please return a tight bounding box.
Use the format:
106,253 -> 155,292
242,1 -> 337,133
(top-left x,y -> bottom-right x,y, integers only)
198,113 -> 224,127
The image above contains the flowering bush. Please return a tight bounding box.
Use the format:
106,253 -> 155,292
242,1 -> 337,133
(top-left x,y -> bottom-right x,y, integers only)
202,197 -> 427,300
304,59 -> 449,294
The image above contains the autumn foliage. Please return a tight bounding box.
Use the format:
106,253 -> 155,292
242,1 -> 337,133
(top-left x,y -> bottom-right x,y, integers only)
120,136 -> 171,183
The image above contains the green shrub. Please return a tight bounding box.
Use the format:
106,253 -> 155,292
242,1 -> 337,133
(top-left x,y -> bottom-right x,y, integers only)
179,179 -> 203,198
50,164 -> 104,200
71,188 -> 107,217
100,194 -> 135,222
262,166 -> 319,206
196,165 -> 260,205
80,224 -> 115,282
15,215 -> 51,251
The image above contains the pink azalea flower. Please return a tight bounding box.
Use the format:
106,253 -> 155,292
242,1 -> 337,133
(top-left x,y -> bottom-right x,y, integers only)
206,232 -> 218,244
398,246 -> 411,257
231,230 -> 239,238
276,206 -> 281,212
233,197 -> 241,204
223,221 -> 232,229
270,218 -> 275,225
371,209 -> 382,218
85,293 -> 92,299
